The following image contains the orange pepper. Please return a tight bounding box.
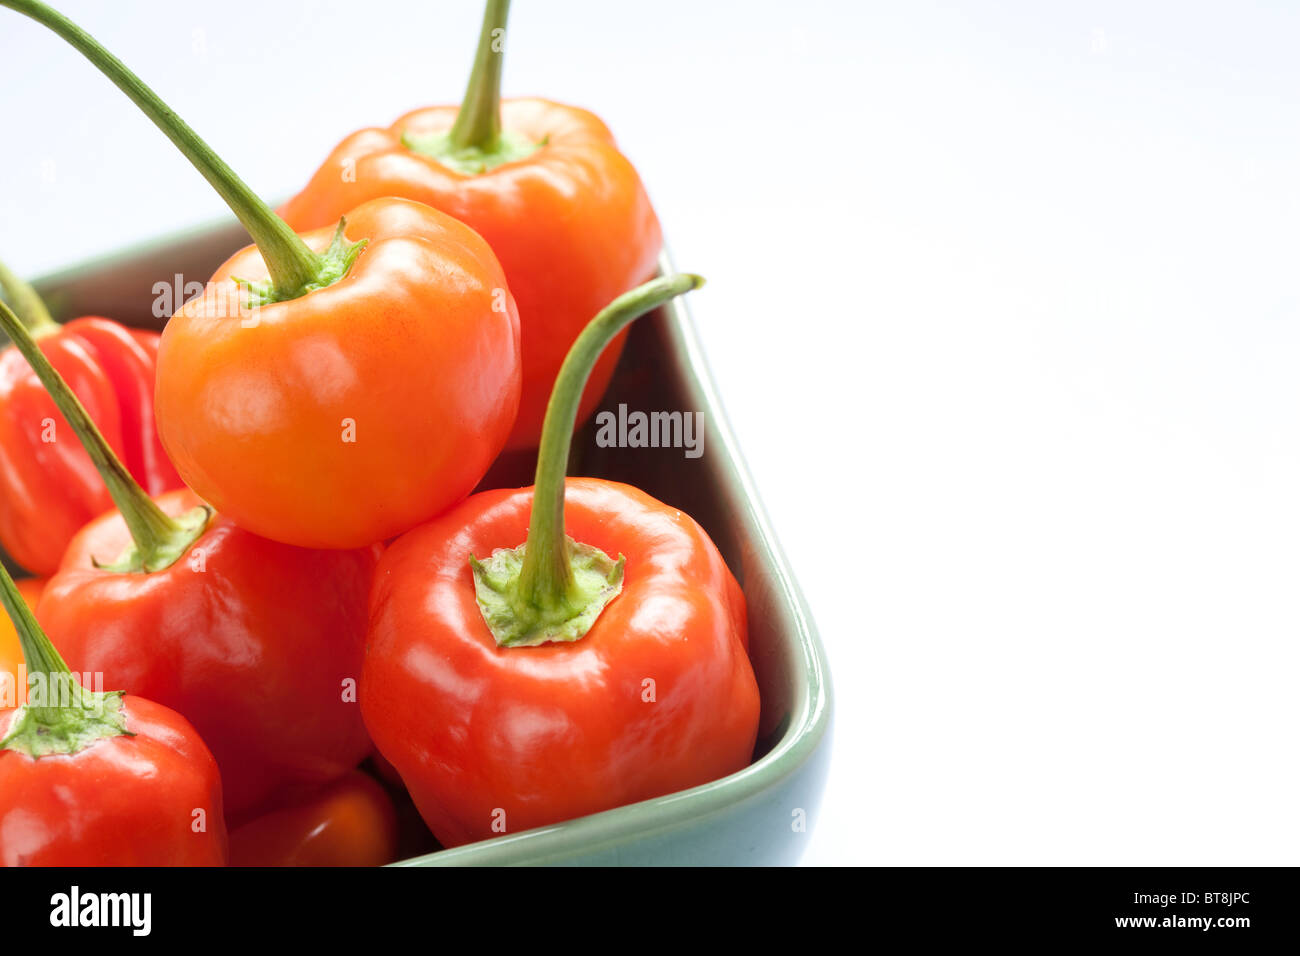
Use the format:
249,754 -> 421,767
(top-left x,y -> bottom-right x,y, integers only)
0,576 -> 42,707
280,0 -> 661,453
229,771 -> 397,867
157,198 -> 519,548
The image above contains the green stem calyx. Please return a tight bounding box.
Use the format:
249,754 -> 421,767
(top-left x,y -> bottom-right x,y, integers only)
0,301 -> 209,573
0,258 -> 58,338
401,0 -> 541,174
1,0 -> 364,305
0,562 -> 130,758
470,273 -> 705,647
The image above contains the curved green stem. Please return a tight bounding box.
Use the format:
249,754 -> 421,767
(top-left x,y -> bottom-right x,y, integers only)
0,258 -> 57,335
0,0 -> 358,303
448,0 -> 511,151
0,565 -> 67,690
0,560 -> 129,754
0,556 -> 74,730
470,274 -> 704,647
520,273 -> 704,600
0,301 -> 208,573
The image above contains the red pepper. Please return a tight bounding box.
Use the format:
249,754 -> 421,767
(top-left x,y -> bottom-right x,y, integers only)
0,558 -> 227,866
41,489 -> 380,818
228,770 -> 398,867
0,300 -> 377,822
279,0 -> 662,453
3,0 -> 520,550
0,261 -> 179,574
361,276 -> 760,847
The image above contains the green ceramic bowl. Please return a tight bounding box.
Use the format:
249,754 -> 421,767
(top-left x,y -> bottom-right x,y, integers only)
19,221 -> 833,866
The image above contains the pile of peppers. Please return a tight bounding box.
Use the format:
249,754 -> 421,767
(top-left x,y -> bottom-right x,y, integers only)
0,0 -> 759,866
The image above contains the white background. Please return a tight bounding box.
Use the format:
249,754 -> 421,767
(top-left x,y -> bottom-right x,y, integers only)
2,1 -> 1298,866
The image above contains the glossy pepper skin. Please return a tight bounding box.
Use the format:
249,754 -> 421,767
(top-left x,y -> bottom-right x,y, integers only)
0,319 -> 180,573
228,770 -> 397,867
0,577 -> 43,706
0,694 -> 227,866
361,478 -> 758,847
156,197 -> 520,550
37,489 -> 380,820
279,99 -> 662,452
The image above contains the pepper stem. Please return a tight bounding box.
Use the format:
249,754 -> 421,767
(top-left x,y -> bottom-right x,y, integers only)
0,258 -> 58,336
401,0 -> 537,174
448,0 -> 511,151
0,301 -> 208,573
0,0 -> 360,304
0,563 -> 67,699
0,560 -> 130,755
470,274 -> 704,647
